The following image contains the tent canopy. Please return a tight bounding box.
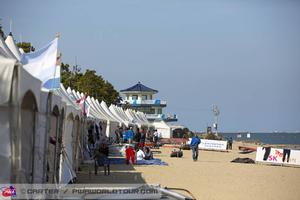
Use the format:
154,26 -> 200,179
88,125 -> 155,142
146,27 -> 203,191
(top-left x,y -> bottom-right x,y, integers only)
5,33 -> 21,60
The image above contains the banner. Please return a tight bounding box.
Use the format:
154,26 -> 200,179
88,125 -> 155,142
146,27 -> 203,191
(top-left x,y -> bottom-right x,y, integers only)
0,184 -> 162,199
21,38 -> 58,86
188,139 -> 228,151
255,147 -> 300,166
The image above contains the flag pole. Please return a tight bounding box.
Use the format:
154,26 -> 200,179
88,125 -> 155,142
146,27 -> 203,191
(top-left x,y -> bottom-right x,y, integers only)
51,33 -> 60,90
9,19 -> 12,33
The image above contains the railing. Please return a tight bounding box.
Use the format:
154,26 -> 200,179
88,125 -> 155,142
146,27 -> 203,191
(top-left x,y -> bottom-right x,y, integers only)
146,114 -> 163,119
122,99 -> 167,105
146,113 -> 178,120
162,113 -> 178,120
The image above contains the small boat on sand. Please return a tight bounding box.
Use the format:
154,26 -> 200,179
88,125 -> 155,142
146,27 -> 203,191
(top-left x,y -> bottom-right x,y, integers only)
238,146 -> 257,154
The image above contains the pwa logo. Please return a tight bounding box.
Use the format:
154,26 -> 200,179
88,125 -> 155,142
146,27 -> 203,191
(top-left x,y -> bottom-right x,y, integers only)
1,186 -> 17,197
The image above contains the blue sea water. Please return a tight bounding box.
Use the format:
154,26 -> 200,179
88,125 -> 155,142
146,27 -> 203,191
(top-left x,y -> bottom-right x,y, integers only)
220,132 -> 300,145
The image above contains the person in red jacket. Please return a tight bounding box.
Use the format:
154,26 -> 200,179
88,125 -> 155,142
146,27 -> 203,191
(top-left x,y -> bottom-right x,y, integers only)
125,145 -> 135,164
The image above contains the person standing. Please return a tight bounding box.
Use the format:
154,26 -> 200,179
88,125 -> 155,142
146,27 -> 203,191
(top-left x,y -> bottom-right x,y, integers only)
139,129 -> 146,148
154,130 -> 159,148
122,128 -> 128,143
228,137 -> 233,150
125,145 -> 135,164
118,127 -> 123,144
127,127 -> 134,144
190,135 -> 201,161
114,128 -> 120,144
134,128 -> 141,143
149,130 -> 153,143
94,142 -> 110,175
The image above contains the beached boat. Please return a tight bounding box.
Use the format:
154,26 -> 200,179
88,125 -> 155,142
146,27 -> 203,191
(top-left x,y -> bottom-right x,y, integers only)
238,146 -> 257,154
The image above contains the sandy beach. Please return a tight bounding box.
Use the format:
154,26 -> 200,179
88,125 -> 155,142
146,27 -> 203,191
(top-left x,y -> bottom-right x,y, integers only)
77,142 -> 300,200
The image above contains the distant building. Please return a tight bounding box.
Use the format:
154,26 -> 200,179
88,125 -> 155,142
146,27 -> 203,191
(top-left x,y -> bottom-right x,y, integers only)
120,82 -> 178,123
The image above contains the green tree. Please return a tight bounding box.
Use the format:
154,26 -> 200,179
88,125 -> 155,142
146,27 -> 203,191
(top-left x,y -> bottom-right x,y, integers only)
61,63 -> 81,89
17,42 -> 35,53
61,63 -> 120,106
172,128 -> 190,138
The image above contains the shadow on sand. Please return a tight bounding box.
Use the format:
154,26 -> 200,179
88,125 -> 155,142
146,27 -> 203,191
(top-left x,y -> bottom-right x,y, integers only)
76,161 -> 146,184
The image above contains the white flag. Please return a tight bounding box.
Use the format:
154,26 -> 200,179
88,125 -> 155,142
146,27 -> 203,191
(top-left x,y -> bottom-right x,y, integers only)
43,65 -> 61,89
21,38 -> 58,86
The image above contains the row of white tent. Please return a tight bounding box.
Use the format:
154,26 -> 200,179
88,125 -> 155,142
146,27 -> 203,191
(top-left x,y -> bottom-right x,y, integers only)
0,32 -> 152,185
66,88 -> 151,133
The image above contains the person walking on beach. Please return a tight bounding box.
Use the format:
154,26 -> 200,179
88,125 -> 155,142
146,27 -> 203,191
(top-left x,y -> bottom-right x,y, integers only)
190,135 -> 201,161
228,137 -> 233,150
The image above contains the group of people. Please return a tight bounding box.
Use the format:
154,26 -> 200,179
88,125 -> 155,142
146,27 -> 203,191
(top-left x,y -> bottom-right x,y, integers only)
87,122 -> 203,174
86,123 -> 162,174
125,145 -> 154,165
114,127 -> 160,148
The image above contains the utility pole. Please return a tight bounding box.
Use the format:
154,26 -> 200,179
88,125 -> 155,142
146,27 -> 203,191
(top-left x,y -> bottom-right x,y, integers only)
212,105 -> 220,136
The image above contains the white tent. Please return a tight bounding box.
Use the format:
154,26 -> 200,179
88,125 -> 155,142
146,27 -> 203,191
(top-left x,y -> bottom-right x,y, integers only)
152,120 -> 172,138
0,46 -> 83,184
125,109 -> 144,128
0,56 -> 42,183
0,46 -> 9,58
46,89 -> 65,183
116,106 -> 133,125
109,104 -> 130,127
53,85 -> 81,184
136,111 -> 151,127
109,104 -> 133,127
99,101 -> 122,137
0,35 -> 17,59
132,110 -> 149,127
5,33 -> 21,60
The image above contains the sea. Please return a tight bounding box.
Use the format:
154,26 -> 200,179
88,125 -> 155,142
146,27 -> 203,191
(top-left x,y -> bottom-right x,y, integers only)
220,132 -> 300,146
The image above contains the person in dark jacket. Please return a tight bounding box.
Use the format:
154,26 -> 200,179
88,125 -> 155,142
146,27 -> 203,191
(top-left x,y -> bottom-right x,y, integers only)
94,143 -> 110,175
190,135 -> 201,161
139,129 -> 146,148
144,147 -> 153,160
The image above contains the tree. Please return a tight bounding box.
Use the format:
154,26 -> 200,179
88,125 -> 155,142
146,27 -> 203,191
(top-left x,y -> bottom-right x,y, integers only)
172,128 -> 191,138
17,42 -> 35,53
61,63 -> 120,106
0,20 -> 34,53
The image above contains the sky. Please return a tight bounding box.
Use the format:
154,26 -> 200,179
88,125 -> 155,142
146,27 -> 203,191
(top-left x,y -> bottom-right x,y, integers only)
1,0 -> 300,132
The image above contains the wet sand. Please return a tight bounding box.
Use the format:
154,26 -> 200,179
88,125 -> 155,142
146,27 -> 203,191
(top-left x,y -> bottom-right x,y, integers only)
77,142 -> 300,200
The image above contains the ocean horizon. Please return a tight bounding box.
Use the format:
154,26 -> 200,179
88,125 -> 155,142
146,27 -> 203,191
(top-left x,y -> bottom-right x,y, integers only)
219,132 -> 300,146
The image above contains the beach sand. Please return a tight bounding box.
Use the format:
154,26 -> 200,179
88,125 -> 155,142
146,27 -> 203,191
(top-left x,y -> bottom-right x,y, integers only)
77,142 -> 300,200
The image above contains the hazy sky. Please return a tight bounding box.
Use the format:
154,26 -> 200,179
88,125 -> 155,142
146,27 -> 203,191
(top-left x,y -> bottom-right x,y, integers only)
1,0 -> 299,132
